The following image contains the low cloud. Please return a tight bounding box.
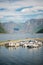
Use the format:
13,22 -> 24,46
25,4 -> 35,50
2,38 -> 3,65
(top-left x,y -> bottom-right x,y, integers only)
0,0 -> 43,23
0,8 -> 7,11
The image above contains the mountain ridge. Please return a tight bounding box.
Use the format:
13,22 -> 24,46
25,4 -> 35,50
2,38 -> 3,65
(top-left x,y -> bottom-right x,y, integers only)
0,18 -> 43,33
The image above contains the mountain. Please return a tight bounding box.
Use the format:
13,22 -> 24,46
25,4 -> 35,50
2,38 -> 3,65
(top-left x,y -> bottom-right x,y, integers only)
2,21 -> 25,33
0,23 -> 6,33
36,29 -> 43,33
0,19 -> 43,33
24,19 -> 43,33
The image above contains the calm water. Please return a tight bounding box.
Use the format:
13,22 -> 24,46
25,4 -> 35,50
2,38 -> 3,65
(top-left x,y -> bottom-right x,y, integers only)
0,33 -> 43,41
0,33 -> 43,65
0,46 -> 43,65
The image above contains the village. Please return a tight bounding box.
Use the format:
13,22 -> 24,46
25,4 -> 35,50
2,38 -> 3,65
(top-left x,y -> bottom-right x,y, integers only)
4,39 -> 43,48
0,38 -> 43,48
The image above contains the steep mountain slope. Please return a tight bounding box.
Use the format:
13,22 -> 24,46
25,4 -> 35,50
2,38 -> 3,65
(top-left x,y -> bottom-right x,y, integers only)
36,29 -> 43,33
24,19 -> 43,33
2,22 -> 25,33
0,23 -> 6,33
0,19 -> 43,33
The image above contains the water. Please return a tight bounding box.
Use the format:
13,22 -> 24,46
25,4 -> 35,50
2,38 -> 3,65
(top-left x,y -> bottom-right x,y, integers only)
0,46 -> 43,65
0,33 -> 43,65
0,33 -> 43,41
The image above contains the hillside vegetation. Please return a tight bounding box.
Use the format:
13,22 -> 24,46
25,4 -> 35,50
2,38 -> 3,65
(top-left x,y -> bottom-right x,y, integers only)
37,29 -> 43,33
0,23 -> 6,33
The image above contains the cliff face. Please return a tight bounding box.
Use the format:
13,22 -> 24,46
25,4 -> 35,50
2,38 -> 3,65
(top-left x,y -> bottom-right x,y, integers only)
0,19 -> 43,33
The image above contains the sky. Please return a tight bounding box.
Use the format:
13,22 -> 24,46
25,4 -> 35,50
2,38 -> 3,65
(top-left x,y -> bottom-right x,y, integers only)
0,0 -> 43,23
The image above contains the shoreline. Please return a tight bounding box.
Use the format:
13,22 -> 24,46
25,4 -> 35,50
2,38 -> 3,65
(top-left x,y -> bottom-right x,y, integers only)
0,38 -> 43,46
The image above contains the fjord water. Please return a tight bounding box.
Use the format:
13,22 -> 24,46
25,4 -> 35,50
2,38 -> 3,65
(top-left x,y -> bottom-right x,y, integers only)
0,46 -> 43,65
0,33 -> 43,65
0,33 -> 43,41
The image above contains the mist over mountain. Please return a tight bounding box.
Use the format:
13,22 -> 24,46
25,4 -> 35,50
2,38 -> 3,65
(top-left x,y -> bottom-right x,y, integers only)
0,19 -> 43,33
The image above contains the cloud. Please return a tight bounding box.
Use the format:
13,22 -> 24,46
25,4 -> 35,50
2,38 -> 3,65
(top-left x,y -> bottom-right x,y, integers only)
0,0 -> 22,2
0,0 -> 43,23
19,6 -> 43,14
16,6 -> 33,12
0,8 -> 7,11
1,15 -> 25,23
38,10 -> 43,12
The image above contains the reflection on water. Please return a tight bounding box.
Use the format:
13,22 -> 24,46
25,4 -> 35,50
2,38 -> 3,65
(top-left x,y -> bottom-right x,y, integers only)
0,46 -> 43,65
8,47 -> 16,51
5,47 -> 16,51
